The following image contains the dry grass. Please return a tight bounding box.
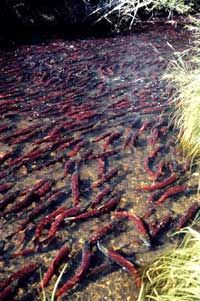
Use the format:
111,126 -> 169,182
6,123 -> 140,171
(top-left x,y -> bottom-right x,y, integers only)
92,0 -> 191,28
164,15 -> 200,177
138,225 -> 200,301
40,263 -> 68,301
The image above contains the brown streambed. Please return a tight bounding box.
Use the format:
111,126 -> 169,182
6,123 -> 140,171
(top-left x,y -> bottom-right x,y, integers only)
0,21 -> 198,301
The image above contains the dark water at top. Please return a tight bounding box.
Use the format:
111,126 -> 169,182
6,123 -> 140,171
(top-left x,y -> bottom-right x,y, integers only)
0,22 -> 198,301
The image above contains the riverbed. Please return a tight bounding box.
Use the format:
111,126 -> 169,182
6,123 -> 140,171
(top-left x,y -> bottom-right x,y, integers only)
0,21 -> 198,301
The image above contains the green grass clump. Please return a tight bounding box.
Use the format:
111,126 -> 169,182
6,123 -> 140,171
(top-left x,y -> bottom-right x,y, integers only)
138,226 -> 200,301
154,0 -> 191,13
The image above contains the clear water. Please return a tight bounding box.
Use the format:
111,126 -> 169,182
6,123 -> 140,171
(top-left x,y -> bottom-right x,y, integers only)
0,22 -> 198,301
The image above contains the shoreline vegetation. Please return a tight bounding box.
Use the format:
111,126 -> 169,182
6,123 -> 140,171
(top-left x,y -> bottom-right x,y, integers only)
138,225 -> 200,301
164,15 -> 200,182
92,0 -> 193,29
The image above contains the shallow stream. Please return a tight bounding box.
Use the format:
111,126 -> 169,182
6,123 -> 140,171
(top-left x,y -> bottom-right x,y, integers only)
0,21 -> 198,301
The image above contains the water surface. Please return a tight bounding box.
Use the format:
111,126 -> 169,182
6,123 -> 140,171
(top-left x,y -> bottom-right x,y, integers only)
0,22 -> 198,301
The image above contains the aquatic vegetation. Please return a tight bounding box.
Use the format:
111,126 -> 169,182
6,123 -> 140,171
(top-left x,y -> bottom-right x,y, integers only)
138,225 -> 200,301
